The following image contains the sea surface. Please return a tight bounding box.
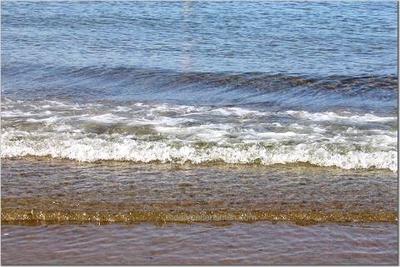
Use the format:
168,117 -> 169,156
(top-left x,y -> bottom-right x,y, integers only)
1,1 -> 398,265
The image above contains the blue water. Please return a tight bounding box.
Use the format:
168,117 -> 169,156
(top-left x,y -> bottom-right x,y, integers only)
2,1 -> 397,74
1,1 -> 398,171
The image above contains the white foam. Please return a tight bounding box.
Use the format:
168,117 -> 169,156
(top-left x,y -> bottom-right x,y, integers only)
26,116 -> 60,123
211,107 -> 268,117
286,110 -> 396,123
114,106 -> 131,112
88,114 -> 127,123
1,132 -> 397,172
2,99 -> 397,171
1,110 -> 35,118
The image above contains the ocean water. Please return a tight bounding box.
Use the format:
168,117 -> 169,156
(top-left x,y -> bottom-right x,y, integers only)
1,1 -> 398,171
1,1 -> 398,265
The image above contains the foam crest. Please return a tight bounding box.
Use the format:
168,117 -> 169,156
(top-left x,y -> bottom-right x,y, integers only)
2,99 -> 397,171
285,110 -> 396,123
1,133 -> 397,172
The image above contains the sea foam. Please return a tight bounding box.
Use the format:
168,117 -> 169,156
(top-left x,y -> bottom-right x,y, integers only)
1,99 -> 397,171
1,133 -> 397,171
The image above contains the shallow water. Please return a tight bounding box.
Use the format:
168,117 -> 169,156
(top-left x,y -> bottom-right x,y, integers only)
2,223 -> 398,265
2,158 -> 397,225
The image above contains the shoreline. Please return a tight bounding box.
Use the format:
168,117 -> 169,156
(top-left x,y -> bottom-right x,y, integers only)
2,157 -> 397,226
2,209 -> 397,226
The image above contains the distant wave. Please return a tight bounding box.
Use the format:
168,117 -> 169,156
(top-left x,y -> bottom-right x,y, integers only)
3,64 -> 397,92
69,67 -> 397,92
2,64 -> 397,111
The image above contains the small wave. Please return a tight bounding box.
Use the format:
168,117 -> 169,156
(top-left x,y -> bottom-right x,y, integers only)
2,99 -> 396,171
1,135 -> 397,171
2,64 -> 397,110
4,64 -> 397,91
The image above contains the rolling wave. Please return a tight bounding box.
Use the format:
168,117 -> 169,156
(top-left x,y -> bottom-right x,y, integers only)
2,64 -> 397,111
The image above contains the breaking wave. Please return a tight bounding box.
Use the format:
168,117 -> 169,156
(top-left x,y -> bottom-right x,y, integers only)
1,136 -> 397,171
1,99 -> 397,171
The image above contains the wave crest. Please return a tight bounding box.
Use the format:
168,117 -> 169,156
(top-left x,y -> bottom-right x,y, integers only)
1,135 -> 397,171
